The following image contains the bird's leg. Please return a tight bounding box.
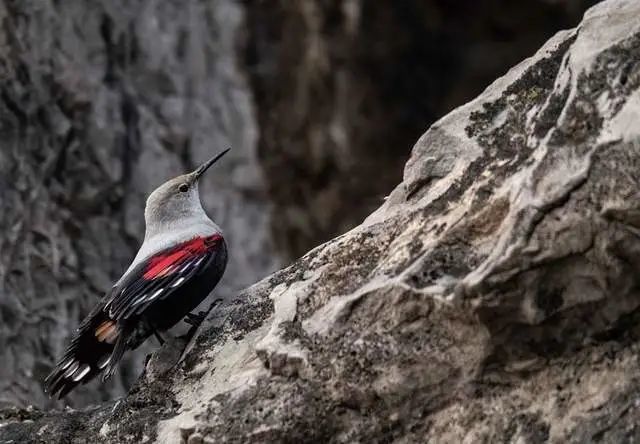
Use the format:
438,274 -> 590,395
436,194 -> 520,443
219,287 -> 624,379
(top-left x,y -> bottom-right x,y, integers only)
182,312 -> 206,344
183,298 -> 223,327
183,311 -> 207,327
180,299 -> 224,346
152,329 -> 165,345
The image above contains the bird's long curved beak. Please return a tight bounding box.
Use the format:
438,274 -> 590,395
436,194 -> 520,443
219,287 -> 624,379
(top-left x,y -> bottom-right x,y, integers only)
193,148 -> 231,180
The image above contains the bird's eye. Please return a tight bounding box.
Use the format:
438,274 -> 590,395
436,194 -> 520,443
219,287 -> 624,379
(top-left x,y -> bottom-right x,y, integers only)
178,183 -> 189,193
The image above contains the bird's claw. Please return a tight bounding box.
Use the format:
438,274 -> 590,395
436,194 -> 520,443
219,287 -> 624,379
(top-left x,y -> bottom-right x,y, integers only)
184,311 -> 207,326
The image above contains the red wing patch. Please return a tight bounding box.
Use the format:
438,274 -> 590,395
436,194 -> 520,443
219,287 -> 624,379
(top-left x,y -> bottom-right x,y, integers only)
143,234 -> 222,279
106,233 -> 224,320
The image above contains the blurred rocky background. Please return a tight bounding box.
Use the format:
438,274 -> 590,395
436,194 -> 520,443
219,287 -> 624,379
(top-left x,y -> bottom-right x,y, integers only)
0,0 -> 597,408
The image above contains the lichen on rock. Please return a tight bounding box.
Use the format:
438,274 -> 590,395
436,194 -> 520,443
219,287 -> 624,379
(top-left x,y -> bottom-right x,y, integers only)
4,0 -> 640,442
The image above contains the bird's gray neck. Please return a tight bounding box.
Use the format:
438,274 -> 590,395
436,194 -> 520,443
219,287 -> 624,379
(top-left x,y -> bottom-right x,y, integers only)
142,216 -> 220,254
144,210 -> 218,241
119,212 -> 221,283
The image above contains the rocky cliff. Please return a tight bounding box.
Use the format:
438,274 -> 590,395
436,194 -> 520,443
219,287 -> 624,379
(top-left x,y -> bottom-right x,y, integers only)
0,0 -> 592,410
2,0 -> 639,442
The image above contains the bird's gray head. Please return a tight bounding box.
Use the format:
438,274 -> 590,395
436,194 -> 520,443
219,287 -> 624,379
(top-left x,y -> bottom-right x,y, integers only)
143,148 -> 229,239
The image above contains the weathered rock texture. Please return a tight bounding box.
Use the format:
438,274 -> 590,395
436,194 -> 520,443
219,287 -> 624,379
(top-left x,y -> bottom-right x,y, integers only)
245,0 -> 596,258
0,0 -> 280,408
0,0 -> 593,411
3,0 -> 640,442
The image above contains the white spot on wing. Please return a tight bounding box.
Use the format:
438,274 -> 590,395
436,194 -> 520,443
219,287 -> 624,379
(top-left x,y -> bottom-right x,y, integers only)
98,355 -> 111,369
194,257 -> 205,267
60,358 -> 75,371
72,364 -> 91,382
171,277 -> 185,288
148,288 -> 164,301
133,294 -> 148,306
63,361 -> 79,378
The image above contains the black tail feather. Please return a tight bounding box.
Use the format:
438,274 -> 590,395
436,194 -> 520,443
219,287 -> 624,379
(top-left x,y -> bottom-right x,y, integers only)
102,324 -> 130,382
44,344 -> 113,399
44,311 -> 130,399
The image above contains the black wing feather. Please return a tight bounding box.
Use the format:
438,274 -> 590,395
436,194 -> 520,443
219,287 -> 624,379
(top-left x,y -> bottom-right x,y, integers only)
108,249 -> 214,321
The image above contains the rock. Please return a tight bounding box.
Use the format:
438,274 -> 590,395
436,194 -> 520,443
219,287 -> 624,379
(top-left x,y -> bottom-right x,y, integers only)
186,433 -> 204,444
144,336 -> 189,381
3,0 -> 640,442
245,0 -> 594,259
0,0 -> 592,410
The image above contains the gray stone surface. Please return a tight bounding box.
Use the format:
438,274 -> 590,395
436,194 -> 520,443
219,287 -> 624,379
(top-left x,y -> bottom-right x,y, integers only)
245,0 -> 595,259
0,0 -> 595,412
3,0 -> 640,442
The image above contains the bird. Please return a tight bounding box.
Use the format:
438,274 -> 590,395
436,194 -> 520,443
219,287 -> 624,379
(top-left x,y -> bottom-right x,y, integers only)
44,148 -> 230,399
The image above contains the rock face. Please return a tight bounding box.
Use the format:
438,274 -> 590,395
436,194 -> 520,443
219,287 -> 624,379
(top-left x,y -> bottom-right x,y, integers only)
3,0 -> 640,442
245,0 -> 595,258
0,0 -> 593,411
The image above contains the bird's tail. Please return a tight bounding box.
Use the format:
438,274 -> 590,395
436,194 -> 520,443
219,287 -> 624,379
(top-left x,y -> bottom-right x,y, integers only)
44,309 -> 130,399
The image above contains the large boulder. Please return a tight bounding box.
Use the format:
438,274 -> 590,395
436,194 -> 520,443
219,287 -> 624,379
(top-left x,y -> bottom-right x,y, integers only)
3,0 -> 640,442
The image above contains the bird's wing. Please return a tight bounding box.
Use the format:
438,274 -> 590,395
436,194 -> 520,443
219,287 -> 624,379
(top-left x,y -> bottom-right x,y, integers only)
106,233 -> 224,321
44,233 -> 225,399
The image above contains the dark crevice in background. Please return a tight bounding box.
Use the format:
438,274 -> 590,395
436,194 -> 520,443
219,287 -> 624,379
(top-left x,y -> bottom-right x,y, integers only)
244,0 -> 599,260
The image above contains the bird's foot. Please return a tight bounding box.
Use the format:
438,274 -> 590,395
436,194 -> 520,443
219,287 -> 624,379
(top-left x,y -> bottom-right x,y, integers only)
179,299 -> 223,349
153,329 -> 166,345
180,312 -> 206,344
183,311 -> 207,327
